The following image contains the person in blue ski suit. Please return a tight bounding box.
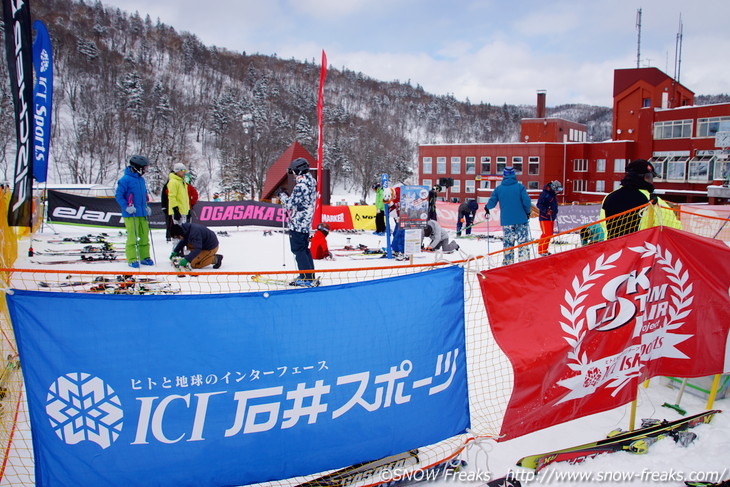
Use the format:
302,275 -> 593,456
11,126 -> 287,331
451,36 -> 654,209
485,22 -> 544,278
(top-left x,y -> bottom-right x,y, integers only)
115,155 -> 154,268
484,166 -> 533,265
279,158 -> 318,286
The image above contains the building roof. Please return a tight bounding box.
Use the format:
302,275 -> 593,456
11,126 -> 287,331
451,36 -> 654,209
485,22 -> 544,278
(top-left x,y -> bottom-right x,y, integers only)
613,67 -> 693,98
261,141 -> 317,200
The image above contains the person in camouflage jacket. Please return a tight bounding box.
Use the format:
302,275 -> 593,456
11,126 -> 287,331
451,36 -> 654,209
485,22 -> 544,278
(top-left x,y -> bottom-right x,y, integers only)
279,158 -> 317,286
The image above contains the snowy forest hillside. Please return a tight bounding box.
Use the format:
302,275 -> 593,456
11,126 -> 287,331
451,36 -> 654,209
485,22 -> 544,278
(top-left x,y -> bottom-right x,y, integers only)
1,0 -> 724,202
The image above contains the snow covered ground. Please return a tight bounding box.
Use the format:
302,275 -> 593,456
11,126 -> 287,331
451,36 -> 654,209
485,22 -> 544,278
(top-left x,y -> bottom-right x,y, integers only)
11,220 -> 730,487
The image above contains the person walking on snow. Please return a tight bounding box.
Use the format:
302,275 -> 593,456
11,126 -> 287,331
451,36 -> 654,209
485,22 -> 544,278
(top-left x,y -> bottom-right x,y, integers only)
278,158 -> 318,286
484,166 -> 532,265
169,223 -> 223,269
115,155 -> 154,268
536,180 -> 562,256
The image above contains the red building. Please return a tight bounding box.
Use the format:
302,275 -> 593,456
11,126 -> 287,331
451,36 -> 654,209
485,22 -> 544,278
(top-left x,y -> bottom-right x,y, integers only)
418,67 -> 730,205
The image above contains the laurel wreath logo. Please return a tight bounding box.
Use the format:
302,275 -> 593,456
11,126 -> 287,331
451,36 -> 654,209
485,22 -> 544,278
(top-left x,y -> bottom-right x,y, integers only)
560,242 -> 692,392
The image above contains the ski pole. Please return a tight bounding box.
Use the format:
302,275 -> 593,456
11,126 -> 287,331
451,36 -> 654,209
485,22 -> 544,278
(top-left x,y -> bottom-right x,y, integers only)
281,202 -> 287,267
146,215 -> 157,266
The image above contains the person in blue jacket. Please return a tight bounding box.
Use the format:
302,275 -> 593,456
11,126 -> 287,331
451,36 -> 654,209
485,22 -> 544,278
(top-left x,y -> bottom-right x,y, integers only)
484,166 -> 533,265
115,155 -> 154,268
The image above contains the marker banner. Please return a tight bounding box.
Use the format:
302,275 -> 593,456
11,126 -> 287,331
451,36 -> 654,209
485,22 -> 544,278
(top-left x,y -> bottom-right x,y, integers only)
8,266 -> 469,487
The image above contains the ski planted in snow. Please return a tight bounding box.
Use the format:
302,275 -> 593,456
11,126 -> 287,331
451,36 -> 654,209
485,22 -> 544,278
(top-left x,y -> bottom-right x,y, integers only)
516,409 -> 721,472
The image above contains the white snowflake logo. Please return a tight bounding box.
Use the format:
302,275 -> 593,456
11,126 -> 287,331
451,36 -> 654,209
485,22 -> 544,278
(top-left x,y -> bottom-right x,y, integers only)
46,373 -> 123,449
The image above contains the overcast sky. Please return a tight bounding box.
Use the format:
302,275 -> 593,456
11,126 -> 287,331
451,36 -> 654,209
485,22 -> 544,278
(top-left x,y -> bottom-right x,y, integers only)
100,0 -> 730,107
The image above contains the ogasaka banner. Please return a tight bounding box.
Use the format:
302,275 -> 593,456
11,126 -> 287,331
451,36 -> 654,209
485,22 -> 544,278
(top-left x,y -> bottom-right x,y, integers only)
480,227 -> 730,440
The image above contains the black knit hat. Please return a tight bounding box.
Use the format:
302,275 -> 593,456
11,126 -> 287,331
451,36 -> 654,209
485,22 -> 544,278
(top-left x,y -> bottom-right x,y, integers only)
626,159 -> 657,177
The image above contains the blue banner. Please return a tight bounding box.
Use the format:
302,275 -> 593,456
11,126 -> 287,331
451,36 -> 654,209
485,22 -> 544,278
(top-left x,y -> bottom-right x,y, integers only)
32,19 -> 53,183
7,267 -> 469,487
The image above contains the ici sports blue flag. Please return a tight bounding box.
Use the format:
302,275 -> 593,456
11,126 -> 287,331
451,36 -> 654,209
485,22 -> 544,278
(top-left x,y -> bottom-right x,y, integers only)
7,266 -> 469,487
32,19 -> 53,183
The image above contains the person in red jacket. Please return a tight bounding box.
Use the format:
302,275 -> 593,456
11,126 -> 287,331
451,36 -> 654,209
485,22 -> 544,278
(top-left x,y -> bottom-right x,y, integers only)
310,223 -> 334,260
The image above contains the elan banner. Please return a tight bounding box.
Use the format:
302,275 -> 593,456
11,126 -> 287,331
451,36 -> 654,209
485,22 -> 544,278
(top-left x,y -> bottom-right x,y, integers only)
8,267 -> 469,487
481,227 -> 730,440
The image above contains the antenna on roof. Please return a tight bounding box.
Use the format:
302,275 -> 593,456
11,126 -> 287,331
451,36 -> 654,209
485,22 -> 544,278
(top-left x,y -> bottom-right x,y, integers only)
636,8 -> 642,68
674,13 -> 683,82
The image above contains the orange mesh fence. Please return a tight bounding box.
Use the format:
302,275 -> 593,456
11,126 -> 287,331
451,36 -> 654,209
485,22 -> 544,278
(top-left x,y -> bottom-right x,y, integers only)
0,198 -> 726,486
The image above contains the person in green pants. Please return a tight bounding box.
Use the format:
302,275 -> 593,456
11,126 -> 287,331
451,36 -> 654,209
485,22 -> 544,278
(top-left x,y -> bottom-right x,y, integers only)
115,155 -> 154,268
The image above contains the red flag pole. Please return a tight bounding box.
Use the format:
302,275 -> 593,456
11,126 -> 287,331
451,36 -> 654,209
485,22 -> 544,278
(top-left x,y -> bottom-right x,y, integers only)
314,50 -> 327,227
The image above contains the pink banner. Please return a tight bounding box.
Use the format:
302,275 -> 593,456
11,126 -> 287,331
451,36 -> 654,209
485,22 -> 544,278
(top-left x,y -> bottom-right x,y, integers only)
435,201 -> 502,233
480,227 -> 730,440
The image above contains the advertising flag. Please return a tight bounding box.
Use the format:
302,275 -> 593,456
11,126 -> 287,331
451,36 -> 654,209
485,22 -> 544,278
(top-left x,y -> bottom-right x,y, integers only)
313,50 -> 327,227
480,227 -> 730,440
32,19 -> 53,183
8,267 -> 469,487
2,0 -> 35,226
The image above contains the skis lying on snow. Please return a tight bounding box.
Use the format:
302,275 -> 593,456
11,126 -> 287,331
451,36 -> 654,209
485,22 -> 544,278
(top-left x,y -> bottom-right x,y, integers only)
34,233 -> 125,244
30,253 -> 119,265
517,409 -> 721,473
33,243 -> 121,257
39,275 -> 164,288
251,275 -> 321,287
295,449 -> 469,487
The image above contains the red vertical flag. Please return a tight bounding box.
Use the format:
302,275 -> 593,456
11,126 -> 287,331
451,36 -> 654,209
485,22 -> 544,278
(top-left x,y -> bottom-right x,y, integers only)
313,50 -> 327,227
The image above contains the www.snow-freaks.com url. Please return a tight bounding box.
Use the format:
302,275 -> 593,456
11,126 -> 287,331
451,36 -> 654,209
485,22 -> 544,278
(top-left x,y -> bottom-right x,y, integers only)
514,467 -> 728,484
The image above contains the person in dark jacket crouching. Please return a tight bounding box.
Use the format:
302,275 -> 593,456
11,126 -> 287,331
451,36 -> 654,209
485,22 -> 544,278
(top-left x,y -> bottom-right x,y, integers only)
169,223 -> 223,269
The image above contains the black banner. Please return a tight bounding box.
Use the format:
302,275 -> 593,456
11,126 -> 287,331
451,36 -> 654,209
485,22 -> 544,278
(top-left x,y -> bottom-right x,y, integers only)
47,191 -> 288,229
3,0 -> 35,226
48,191 -> 166,229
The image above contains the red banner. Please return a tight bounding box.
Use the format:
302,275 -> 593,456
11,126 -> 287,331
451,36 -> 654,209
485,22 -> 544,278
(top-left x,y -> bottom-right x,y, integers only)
480,227 -> 730,440
435,201 -> 502,233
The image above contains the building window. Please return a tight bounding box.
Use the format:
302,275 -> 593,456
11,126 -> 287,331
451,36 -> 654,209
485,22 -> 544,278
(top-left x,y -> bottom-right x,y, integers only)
574,180 -> 586,192
648,155 -> 668,180
528,156 -> 540,175
642,98 -> 651,108
527,181 -> 539,190
451,157 -> 461,175
697,117 -> 730,138
436,157 -> 446,174
422,157 -> 432,174
451,179 -> 461,193
614,158 -> 627,172
423,179 -> 432,188
714,158 -> 730,181
480,156 -> 491,173
595,180 -> 605,192
496,156 -> 507,174
573,159 -> 588,172
596,159 -> 606,172
465,180 -> 475,193
653,119 -> 692,139
666,156 -> 687,181
480,180 -> 491,190
465,157 -> 476,174
512,156 -> 523,174
688,157 -> 711,182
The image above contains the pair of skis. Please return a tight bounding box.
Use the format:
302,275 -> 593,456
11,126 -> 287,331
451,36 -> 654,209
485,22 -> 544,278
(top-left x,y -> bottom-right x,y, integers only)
251,275 -> 321,287
516,409 -> 721,472
38,275 -> 177,294
30,253 -> 119,265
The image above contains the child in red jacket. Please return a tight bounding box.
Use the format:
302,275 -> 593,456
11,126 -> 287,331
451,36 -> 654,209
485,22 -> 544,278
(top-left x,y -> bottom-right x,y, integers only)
310,223 -> 334,260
